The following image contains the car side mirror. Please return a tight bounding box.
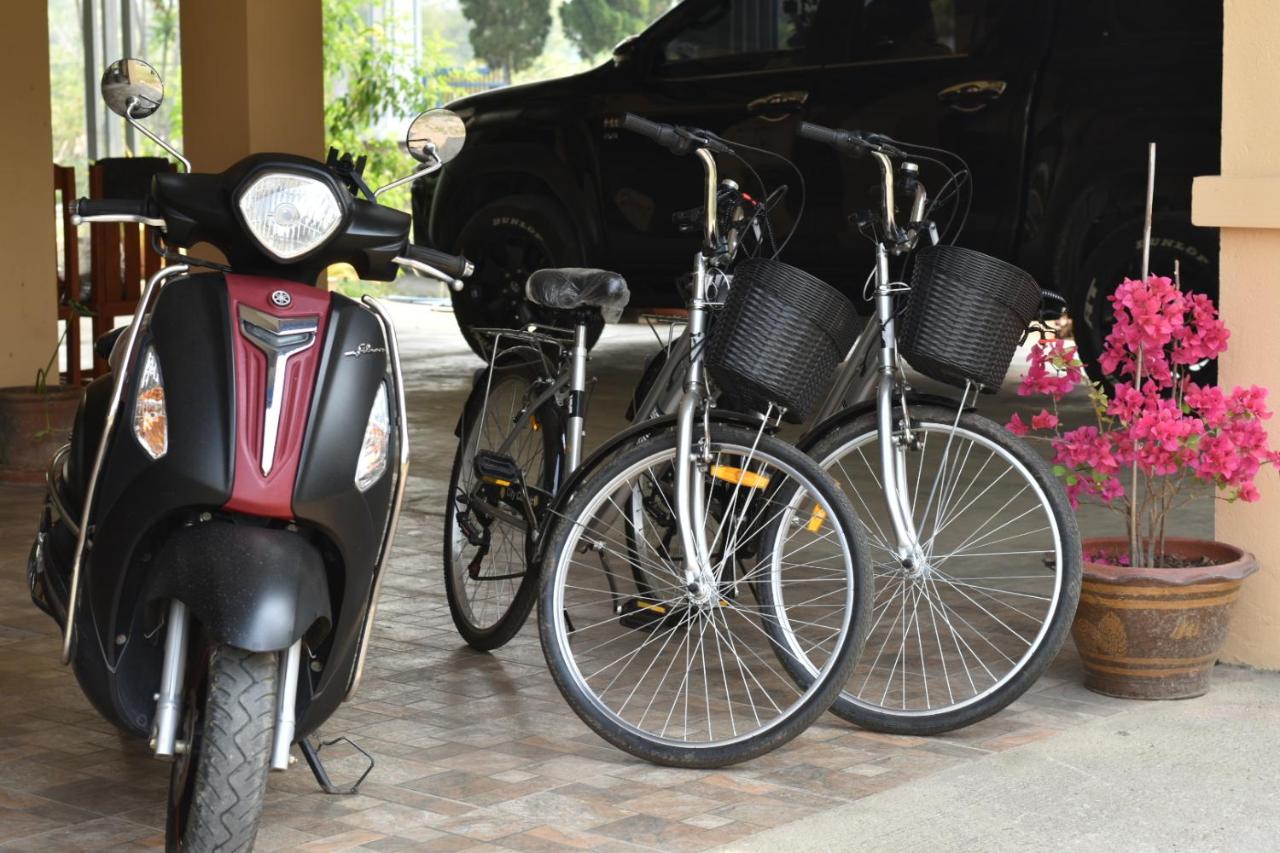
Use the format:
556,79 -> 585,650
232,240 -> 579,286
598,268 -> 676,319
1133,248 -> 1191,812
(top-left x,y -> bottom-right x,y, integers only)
612,35 -> 640,67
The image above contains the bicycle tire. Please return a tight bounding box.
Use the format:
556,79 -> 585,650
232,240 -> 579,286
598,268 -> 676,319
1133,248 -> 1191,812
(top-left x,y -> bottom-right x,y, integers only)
538,423 -> 872,767
805,405 -> 1081,735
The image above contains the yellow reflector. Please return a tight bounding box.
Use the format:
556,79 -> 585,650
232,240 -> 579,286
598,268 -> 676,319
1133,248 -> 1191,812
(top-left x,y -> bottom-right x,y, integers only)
709,465 -> 771,489
636,601 -> 667,614
806,504 -> 827,533
531,415 -> 540,432
482,476 -> 511,487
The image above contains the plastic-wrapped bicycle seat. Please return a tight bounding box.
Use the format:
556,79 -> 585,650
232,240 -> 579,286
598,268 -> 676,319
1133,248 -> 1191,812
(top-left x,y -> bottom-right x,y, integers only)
525,268 -> 630,324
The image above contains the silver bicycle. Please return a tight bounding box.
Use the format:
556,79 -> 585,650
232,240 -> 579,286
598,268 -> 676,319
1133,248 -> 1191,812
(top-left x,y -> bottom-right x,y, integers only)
626,124 -> 1082,736
448,116 -> 874,767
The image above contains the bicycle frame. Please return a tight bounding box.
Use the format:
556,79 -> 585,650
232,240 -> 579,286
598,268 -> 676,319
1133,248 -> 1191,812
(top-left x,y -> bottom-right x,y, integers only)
469,141 -> 774,593
631,148 -> 948,566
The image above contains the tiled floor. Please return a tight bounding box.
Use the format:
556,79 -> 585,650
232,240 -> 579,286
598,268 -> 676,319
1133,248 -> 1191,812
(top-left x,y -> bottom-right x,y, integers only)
0,307 -> 1206,851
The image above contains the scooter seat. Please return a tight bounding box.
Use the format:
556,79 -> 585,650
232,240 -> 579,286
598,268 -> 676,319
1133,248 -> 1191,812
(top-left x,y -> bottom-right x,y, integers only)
525,268 -> 630,324
94,326 -> 126,362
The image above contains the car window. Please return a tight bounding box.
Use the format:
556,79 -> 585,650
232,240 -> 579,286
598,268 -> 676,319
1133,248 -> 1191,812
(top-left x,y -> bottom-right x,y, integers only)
1055,0 -> 1221,45
657,0 -> 824,72
853,0 -> 976,61
1111,0 -> 1221,35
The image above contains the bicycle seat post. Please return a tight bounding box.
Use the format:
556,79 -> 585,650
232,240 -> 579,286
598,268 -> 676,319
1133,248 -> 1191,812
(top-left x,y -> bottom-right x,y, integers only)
564,312 -> 591,474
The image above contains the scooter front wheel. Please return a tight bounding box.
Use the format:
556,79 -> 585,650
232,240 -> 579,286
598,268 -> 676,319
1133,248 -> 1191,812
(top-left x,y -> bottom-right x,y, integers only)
166,644 -> 276,852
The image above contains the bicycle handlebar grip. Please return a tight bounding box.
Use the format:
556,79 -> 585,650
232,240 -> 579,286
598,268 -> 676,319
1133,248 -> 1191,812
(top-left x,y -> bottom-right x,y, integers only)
407,244 -> 473,279
620,113 -> 691,155
797,122 -> 843,147
620,112 -> 665,141
798,122 -> 873,157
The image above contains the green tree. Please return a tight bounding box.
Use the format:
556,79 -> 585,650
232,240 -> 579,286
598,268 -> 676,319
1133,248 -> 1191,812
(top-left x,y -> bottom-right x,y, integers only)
559,0 -> 659,61
458,0 -> 552,83
324,0 -> 470,209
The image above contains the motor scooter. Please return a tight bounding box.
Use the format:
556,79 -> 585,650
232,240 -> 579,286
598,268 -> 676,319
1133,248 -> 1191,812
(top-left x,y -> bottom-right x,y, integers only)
27,58 -> 472,851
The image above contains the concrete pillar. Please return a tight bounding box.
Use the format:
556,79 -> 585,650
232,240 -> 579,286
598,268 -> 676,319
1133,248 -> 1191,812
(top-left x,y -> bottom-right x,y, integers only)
178,0 -> 324,171
0,1 -> 58,389
1192,0 -> 1280,668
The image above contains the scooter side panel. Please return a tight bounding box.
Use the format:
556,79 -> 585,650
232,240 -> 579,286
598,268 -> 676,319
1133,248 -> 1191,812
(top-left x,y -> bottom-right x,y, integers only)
292,294 -> 397,733
87,274 -> 237,657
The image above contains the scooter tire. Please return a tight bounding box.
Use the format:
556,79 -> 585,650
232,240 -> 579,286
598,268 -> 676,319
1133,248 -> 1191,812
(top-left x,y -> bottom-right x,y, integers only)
167,645 -> 277,852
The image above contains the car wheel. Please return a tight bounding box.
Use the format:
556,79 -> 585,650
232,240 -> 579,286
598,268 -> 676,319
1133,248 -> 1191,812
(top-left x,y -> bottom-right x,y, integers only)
1071,212 -> 1219,388
451,194 -> 604,359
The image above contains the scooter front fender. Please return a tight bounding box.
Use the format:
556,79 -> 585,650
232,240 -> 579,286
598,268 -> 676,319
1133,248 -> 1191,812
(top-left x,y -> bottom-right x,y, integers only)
146,522 -> 332,652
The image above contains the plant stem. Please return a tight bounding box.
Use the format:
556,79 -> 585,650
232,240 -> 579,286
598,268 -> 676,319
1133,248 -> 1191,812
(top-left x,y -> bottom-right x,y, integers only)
1130,344 -> 1143,562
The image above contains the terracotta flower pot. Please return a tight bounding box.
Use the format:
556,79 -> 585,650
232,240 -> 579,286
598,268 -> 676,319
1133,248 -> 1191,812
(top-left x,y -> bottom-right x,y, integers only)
1072,536 -> 1257,699
0,385 -> 82,484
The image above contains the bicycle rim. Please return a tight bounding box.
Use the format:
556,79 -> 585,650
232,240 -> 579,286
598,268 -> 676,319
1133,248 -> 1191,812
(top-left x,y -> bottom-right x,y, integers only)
544,432 -> 858,752
819,415 -> 1065,719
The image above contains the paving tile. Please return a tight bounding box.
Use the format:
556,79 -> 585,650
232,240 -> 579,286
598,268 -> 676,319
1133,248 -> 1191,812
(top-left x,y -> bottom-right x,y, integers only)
0,314 -> 1144,850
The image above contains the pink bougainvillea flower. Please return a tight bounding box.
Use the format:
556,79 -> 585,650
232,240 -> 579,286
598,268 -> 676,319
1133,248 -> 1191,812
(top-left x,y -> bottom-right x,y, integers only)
1011,273 -> 1278,548
1031,409 -> 1059,430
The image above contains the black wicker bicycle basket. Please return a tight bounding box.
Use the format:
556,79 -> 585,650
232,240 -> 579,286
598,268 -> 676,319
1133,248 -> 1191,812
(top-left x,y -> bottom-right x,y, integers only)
706,258 -> 861,423
899,245 -> 1041,391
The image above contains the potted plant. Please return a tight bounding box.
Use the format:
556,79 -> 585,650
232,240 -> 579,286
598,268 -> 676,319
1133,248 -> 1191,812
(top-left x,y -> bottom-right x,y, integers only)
1009,273 -> 1276,698
0,307 -> 88,484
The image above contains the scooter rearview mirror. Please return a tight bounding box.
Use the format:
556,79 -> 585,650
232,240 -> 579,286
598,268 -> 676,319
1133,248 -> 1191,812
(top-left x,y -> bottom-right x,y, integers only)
101,58 -> 164,120
406,109 -> 466,166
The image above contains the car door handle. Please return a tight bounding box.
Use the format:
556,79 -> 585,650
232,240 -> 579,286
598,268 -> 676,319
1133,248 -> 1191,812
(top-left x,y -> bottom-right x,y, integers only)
937,80 -> 1007,112
748,91 -> 809,121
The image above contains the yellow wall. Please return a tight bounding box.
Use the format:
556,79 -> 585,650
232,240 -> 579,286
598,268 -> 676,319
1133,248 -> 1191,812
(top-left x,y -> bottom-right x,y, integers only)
179,0 -> 324,170
1193,0 -> 1280,668
0,1 -> 58,389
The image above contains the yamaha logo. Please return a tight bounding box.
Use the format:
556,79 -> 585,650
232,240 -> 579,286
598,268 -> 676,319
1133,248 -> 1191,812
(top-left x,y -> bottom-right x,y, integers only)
270,290 -> 292,308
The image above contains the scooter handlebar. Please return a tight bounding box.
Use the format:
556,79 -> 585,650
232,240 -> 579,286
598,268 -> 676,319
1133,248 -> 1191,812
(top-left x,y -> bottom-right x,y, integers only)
405,244 -> 473,280
71,197 -> 163,227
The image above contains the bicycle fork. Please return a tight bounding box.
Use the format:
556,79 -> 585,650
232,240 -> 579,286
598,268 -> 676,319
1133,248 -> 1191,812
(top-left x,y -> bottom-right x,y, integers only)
872,242 -> 925,566
675,251 -> 716,594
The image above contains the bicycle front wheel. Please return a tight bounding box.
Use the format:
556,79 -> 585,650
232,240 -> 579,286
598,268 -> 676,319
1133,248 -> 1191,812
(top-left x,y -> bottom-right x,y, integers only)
538,424 -> 872,767
807,405 -> 1081,735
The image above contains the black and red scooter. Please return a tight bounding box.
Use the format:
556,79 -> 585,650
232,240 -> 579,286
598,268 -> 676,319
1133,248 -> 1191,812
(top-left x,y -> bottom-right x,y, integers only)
27,58 -> 471,850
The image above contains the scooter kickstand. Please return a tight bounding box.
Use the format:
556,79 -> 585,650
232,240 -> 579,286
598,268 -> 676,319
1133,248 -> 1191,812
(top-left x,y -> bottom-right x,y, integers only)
299,736 -> 375,795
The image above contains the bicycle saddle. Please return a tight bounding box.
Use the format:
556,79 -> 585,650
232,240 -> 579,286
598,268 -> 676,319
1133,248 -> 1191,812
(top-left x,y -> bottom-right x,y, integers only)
525,268 -> 630,324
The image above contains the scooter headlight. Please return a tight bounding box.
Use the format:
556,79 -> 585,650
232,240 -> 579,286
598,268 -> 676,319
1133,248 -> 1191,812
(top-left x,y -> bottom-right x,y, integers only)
133,346 -> 168,459
236,171 -> 343,261
354,383 -> 390,492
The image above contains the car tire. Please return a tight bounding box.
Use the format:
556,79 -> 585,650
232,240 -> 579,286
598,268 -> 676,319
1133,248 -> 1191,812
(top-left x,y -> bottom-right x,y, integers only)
1071,212 -> 1218,388
451,194 -> 604,359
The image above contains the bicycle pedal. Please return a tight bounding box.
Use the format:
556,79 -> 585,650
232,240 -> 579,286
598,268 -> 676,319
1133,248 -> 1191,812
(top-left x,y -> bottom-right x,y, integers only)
619,597 -> 686,632
473,450 -> 523,487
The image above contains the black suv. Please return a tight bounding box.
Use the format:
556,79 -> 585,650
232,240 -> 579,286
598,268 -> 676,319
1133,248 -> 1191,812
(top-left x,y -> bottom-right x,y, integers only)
414,0 -> 1222,373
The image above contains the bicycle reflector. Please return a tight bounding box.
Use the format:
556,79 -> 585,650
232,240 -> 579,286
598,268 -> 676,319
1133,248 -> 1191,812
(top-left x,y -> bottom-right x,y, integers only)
708,465 -> 771,489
